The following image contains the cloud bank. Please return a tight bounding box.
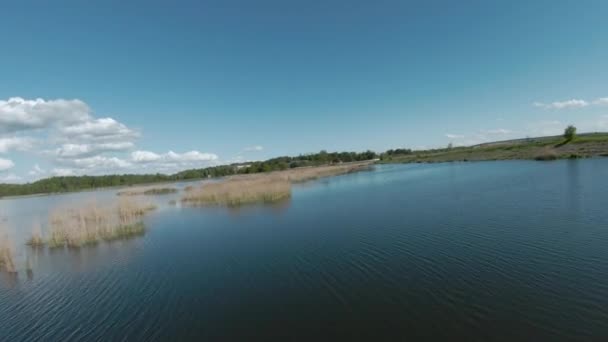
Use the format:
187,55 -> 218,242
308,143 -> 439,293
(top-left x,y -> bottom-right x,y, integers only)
533,96 -> 608,110
0,97 -> 219,182
243,145 -> 264,152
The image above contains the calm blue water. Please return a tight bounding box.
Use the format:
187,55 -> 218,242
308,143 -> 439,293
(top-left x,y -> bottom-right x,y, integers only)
2,160 -> 608,340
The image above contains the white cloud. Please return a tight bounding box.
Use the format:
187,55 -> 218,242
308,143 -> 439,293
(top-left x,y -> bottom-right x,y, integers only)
55,156 -> 132,174
167,150 -> 218,162
0,97 -> 224,179
74,156 -> 131,170
0,97 -> 90,133
0,173 -> 21,183
55,142 -> 134,158
131,150 -> 161,163
28,164 -> 46,177
445,128 -> 517,146
132,150 -> 218,163
0,158 -> 15,171
482,128 -> 511,135
533,99 -> 589,110
594,97 -> 608,105
59,117 -> 139,143
0,136 -> 35,153
243,145 -> 264,152
525,120 -> 564,136
51,168 -> 76,177
130,150 -> 219,174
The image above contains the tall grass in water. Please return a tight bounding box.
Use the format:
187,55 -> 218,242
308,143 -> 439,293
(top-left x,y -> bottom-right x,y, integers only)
117,186 -> 177,196
0,232 -> 16,274
277,163 -> 373,183
26,221 -> 45,247
182,163 -> 372,207
41,198 -> 155,249
182,177 -> 291,207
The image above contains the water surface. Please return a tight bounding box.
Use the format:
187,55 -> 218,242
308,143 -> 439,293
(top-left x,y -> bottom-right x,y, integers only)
2,160 -> 608,340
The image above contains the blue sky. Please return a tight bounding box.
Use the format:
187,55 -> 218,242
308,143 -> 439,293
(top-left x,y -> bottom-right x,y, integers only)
1,0 -> 607,182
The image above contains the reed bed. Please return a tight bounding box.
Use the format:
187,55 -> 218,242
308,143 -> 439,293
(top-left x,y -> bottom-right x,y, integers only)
37,198 -> 156,249
117,186 -> 178,196
182,163 -> 372,207
0,232 -> 16,274
182,177 -> 291,207
275,163 -> 373,183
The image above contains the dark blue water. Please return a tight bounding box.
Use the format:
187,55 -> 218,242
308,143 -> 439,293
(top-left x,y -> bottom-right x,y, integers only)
2,160 -> 608,340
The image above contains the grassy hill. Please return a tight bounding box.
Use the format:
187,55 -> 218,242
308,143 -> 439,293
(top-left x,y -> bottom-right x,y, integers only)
380,132 -> 608,164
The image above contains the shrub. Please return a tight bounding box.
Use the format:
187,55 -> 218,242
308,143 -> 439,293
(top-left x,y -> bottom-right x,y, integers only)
564,125 -> 577,141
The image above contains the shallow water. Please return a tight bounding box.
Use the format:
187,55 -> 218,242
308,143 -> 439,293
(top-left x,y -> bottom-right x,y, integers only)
2,160 -> 608,340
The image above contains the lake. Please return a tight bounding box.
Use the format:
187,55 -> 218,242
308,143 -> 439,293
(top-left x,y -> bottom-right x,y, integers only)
2,159 -> 608,340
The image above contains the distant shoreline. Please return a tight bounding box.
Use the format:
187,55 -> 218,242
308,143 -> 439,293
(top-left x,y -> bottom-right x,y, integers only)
0,179 -> 203,201
0,159 -> 379,200
3,133 -> 608,199
380,132 -> 608,164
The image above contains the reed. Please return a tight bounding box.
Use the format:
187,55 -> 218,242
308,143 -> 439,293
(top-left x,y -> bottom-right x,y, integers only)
0,233 -> 16,274
26,222 -> 45,248
181,163 -> 372,207
534,148 -> 558,161
277,163 -> 373,183
34,198 -> 156,249
182,177 -> 291,207
117,187 -> 177,196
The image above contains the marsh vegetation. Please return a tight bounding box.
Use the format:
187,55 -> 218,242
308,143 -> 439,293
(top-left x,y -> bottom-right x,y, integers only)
117,187 -> 178,196
30,198 -> 155,249
0,232 -> 16,274
182,162 -> 373,207
182,177 -> 291,207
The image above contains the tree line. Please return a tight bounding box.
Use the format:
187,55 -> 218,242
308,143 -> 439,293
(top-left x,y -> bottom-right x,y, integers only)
0,150 -> 379,197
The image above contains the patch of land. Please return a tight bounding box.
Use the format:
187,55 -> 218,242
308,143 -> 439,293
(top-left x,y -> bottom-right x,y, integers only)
380,133 -> 608,164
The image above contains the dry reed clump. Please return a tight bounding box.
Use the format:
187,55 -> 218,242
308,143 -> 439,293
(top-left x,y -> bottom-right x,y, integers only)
117,187 -> 177,196
0,233 -> 17,274
181,177 -> 291,207
534,147 -> 558,161
277,163 -> 373,183
26,221 -> 45,248
39,198 -> 156,249
181,163 -> 373,207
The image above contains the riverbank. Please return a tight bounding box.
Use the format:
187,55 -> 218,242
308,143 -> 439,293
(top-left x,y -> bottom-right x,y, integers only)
380,133 -> 608,164
0,151 -> 378,198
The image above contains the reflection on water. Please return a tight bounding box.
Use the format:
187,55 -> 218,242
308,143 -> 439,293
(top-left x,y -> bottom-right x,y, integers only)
226,198 -> 292,217
2,159 -> 608,340
566,159 -> 581,218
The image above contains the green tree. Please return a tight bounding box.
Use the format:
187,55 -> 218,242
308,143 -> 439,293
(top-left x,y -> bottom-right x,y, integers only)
564,125 -> 577,141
